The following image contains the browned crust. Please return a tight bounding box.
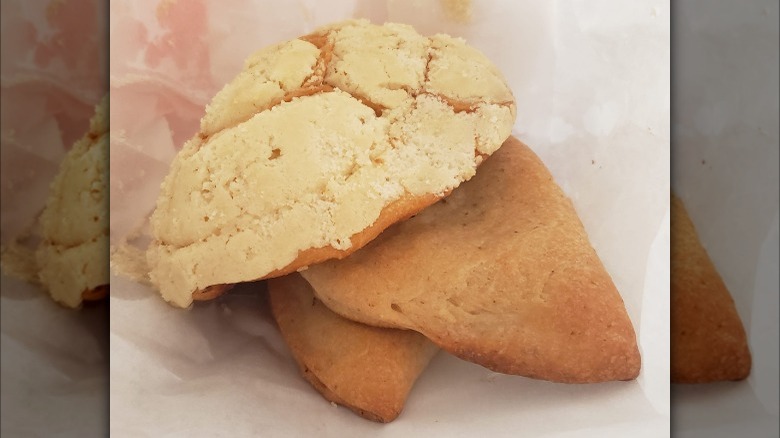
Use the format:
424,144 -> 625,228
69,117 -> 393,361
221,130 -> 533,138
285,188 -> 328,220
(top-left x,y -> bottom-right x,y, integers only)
268,84 -> 335,112
303,137 -> 641,383
670,195 -> 751,383
192,284 -> 234,301
299,32 -> 329,49
299,365 -> 393,423
268,274 -> 435,422
81,284 -> 108,301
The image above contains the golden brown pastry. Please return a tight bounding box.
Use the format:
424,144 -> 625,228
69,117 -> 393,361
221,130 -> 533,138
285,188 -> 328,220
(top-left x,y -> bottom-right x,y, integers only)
303,137 -> 640,383
268,274 -> 437,422
147,19 -> 516,308
670,194 -> 751,383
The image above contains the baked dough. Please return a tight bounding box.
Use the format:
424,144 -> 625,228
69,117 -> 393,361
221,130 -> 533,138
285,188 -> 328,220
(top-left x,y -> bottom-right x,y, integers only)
148,20 -> 515,307
268,274 -> 437,422
303,137 -> 641,383
36,96 -> 109,308
670,194 -> 751,383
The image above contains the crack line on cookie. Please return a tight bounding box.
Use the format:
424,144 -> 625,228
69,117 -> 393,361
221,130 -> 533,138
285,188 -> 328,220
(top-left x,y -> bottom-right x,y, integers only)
153,23 -> 516,297
199,29 -> 512,138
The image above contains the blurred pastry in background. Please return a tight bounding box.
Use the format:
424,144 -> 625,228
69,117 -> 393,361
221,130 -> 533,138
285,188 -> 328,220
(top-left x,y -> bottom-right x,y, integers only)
671,194 -> 751,383
1,97 -> 109,308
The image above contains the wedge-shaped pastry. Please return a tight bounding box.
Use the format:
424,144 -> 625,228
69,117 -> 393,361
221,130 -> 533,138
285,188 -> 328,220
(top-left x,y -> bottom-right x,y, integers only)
670,194 -> 751,383
303,137 -> 640,383
147,19 -> 516,308
35,97 -> 109,308
268,274 -> 437,422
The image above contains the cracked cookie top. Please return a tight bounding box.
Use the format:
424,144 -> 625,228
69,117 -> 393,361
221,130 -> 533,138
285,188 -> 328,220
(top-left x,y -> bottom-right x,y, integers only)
147,20 -> 516,308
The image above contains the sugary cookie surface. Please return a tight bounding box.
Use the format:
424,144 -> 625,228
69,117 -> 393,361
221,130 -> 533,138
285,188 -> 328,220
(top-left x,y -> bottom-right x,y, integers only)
37,97 -> 109,308
148,20 -> 516,307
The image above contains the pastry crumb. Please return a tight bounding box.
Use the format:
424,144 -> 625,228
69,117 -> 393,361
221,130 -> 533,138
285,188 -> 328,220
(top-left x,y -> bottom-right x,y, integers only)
110,243 -> 150,284
0,242 -> 40,284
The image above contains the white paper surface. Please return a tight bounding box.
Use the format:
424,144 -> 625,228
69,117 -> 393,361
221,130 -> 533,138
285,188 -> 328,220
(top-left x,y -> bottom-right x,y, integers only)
0,277 -> 108,437
109,1 -> 671,436
672,0 -> 779,436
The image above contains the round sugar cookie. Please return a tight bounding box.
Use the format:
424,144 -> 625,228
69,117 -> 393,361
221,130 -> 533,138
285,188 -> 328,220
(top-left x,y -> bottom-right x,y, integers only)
147,19 -> 516,308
